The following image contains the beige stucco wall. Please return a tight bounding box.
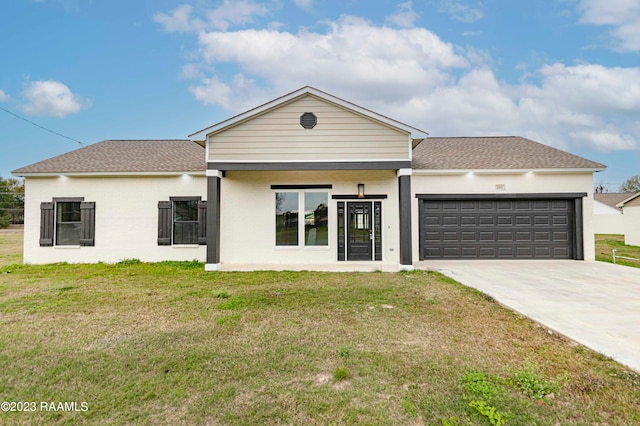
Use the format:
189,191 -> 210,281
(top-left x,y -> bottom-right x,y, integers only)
207,95 -> 410,163
23,175 -> 207,264
593,214 -> 625,234
218,170 -> 400,269
623,203 -> 640,246
410,171 -> 597,261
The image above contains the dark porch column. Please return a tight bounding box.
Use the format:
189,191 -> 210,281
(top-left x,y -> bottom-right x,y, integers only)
398,170 -> 413,270
205,171 -> 221,271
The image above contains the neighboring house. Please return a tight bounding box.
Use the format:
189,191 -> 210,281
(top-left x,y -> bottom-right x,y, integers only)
616,192 -> 640,247
12,87 -> 606,271
593,192 -> 633,235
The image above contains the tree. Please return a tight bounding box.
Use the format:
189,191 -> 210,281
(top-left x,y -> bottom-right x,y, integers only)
619,175 -> 640,193
0,177 -> 24,228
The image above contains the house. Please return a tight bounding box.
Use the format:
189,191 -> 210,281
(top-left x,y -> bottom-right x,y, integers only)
593,192 -> 633,235
616,192 -> 640,247
12,86 -> 606,271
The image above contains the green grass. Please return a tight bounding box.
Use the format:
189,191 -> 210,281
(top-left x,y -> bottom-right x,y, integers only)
596,234 -> 640,268
1,231 -> 639,424
0,228 -> 22,267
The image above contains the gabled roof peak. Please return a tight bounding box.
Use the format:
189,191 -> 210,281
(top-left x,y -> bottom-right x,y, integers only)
189,86 -> 428,140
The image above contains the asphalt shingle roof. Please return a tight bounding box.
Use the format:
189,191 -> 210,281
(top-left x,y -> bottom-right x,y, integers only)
13,136 -> 605,175
411,136 -> 606,170
12,140 -> 206,174
594,192 -> 637,211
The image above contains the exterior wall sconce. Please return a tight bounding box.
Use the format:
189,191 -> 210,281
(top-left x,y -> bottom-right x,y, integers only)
357,183 -> 365,198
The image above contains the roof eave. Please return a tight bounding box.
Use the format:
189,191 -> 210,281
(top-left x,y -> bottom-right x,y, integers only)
189,86 -> 429,140
616,191 -> 640,207
13,171 -> 206,178
412,167 -> 606,175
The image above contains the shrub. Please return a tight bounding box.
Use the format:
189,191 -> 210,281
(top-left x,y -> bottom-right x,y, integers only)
0,214 -> 10,229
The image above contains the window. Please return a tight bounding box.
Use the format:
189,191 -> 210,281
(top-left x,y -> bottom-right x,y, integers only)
158,197 -> 207,246
304,192 -> 328,246
275,192 -> 298,246
173,200 -> 199,244
275,191 -> 328,247
56,201 -> 82,245
39,198 -> 95,247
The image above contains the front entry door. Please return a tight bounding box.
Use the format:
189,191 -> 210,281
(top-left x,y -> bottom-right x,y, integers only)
347,202 -> 373,261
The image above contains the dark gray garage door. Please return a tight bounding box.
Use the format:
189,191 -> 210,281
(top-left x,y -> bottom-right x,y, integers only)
419,198 -> 575,259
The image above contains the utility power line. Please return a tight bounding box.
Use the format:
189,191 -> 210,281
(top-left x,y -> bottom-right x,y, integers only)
0,106 -> 85,147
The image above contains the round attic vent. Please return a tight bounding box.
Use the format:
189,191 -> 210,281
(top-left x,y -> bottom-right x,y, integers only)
300,112 -> 317,129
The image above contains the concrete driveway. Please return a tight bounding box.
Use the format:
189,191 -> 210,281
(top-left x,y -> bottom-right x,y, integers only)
419,260 -> 640,372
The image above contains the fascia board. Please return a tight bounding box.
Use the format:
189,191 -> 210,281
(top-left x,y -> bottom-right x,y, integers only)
616,191 -> 640,207
14,171 -> 206,178
412,168 -> 606,175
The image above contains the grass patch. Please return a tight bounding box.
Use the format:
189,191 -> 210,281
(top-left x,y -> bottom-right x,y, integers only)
1,231 -> 639,424
595,234 -> 640,268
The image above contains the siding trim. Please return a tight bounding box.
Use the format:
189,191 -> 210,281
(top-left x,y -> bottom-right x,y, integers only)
209,161 -> 411,171
416,193 -> 588,200
271,184 -> 333,190
332,194 -> 388,200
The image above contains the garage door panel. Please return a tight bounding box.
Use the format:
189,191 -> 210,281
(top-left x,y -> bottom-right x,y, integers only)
479,201 -> 494,210
425,216 -> 440,226
443,231 -> 459,241
461,216 -> 476,226
534,231 -> 551,241
534,200 -> 550,210
498,232 -> 515,241
443,216 -> 459,226
553,215 -> 569,226
497,216 -> 513,226
553,247 -> 570,257
420,198 -> 573,260
534,216 -> 550,225
479,216 -> 495,226
479,231 -> 495,241
552,200 -> 569,210
461,231 -> 477,241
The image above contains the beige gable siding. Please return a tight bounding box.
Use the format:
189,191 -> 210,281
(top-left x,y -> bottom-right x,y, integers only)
207,95 -> 410,162
626,196 -> 640,207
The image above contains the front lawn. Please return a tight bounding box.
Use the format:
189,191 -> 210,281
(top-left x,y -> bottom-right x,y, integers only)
0,232 -> 639,424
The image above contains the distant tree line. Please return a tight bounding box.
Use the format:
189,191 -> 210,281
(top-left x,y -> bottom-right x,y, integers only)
0,177 -> 24,228
594,174 -> 640,194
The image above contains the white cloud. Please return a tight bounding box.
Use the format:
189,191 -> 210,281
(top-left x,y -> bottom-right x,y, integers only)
0,89 -> 9,102
385,1 -> 419,28
193,15 -> 468,106
439,0 -> 484,23
154,4 -> 196,32
293,0 -> 313,10
154,1 -> 268,33
20,80 -> 89,118
168,11 -> 639,153
578,0 -> 640,51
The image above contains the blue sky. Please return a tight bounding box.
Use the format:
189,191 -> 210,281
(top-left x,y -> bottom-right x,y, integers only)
1,0 -> 639,190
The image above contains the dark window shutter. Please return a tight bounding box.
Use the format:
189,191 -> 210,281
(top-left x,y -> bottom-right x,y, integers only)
39,202 -> 55,247
79,202 -> 96,246
158,201 -> 172,245
198,200 -> 207,245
